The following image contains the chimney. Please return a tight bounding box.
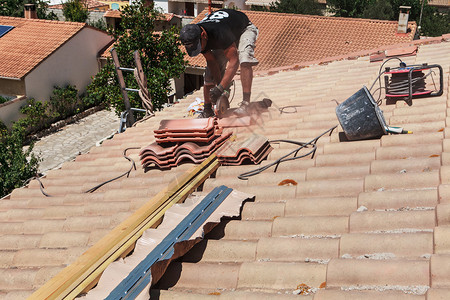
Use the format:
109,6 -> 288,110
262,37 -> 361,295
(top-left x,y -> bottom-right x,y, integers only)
24,4 -> 37,19
397,6 -> 411,34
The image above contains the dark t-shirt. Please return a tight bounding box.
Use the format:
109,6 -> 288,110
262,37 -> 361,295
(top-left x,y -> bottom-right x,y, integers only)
198,9 -> 250,53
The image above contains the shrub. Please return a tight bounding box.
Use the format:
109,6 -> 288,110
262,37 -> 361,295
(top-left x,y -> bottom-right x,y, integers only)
0,95 -> 9,104
84,62 -> 122,111
0,123 -> 40,198
63,0 -> 89,22
49,85 -> 80,120
18,98 -> 51,133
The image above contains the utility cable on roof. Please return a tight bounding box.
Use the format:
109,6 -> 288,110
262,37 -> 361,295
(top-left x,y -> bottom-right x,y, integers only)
35,147 -> 140,197
278,105 -> 304,114
84,147 -> 140,193
238,125 -> 337,180
369,57 -> 404,105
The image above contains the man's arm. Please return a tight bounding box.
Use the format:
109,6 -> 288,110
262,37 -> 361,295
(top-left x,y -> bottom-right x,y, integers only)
203,43 -> 239,89
203,51 -> 222,85
220,43 -> 239,89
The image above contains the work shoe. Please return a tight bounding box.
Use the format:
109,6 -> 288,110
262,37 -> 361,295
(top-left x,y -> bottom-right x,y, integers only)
198,107 -> 215,118
233,101 -> 250,116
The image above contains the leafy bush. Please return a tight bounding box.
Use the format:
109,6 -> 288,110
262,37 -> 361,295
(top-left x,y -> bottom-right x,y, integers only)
63,0 -> 89,22
0,124 -> 40,198
0,0 -> 58,20
88,18 -> 107,31
0,95 -> 9,104
85,1 -> 186,116
18,98 -> 51,133
49,85 -> 79,119
84,62 -> 121,110
17,85 -> 82,134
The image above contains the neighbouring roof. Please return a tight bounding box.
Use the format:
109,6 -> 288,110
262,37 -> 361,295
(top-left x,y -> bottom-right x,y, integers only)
104,9 -> 123,18
428,0 -> 450,7
103,10 -> 181,21
245,0 -> 275,6
0,17 -> 86,79
1,33 -> 450,299
245,0 -> 326,5
186,9 -> 417,71
49,0 -> 109,10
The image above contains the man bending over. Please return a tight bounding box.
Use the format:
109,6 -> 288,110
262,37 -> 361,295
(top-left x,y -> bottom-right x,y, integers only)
180,9 -> 259,117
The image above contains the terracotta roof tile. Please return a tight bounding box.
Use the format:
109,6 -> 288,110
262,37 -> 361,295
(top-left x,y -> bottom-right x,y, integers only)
0,16 -> 85,79
2,31 -> 450,298
327,259 -> 430,286
185,10 -> 416,72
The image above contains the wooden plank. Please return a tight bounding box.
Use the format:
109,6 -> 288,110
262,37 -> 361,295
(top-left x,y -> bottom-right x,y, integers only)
28,154 -> 219,300
111,47 -> 135,126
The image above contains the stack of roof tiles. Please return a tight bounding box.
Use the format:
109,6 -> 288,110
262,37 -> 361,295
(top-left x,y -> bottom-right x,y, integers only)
216,134 -> 273,166
139,118 -> 231,169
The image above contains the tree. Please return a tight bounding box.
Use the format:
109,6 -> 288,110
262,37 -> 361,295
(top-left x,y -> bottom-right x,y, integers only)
270,0 -> 323,15
0,0 -> 57,19
62,0 -> 89,23
361,0 -> 394,20
87,0 -> 186,115
328,0 -> 449,37
251,0 -> 323,15
327,0 -> 371,17
0,123 -> 39,198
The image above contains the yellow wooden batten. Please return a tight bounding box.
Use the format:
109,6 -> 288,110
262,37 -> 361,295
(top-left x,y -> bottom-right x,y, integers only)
28,154 -> 220,300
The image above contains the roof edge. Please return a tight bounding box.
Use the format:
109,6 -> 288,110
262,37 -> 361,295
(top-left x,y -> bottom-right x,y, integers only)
0,15 -> 87,27
254,33 -> 450,77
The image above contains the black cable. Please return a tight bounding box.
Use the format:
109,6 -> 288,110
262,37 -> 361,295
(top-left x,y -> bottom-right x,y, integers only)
369,57 -> 404,105
386,69 -> 432,95
36,147 -> 140,197
278,105 -> 304,114
35,176 -> 53,197
238,126 -> 337,180
84,147 -> 139,193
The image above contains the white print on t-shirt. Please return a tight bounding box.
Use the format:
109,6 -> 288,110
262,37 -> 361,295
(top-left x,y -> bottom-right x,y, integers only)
200,11 -> 229,23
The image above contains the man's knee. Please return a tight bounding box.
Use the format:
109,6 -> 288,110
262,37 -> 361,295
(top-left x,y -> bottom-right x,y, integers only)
240,62 -> 254,68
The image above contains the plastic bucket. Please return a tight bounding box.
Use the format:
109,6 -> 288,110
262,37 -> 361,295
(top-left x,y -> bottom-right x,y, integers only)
336,86 -> 387,141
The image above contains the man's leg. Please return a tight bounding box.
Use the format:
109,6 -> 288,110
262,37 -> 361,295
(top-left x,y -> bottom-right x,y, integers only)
234,23 -> 258,115
240,62 -> 253,103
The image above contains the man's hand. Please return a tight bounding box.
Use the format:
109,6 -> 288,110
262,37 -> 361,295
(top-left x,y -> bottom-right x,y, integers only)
209,84 -> 224,104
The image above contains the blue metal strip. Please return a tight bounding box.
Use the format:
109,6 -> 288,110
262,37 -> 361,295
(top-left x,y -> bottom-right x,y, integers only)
106,185 -> 233,300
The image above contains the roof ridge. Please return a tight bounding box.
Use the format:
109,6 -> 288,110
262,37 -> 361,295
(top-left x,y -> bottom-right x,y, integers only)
241,9 -> 411,24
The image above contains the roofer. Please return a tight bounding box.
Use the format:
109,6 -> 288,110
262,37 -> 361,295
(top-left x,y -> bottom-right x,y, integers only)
180,9 -> 259,118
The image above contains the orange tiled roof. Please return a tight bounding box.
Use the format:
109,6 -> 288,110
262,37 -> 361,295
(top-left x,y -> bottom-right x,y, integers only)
49,0 -> 109,10
428,0 -> 450,6
2,30 -> 450,298
186,9 -> 417,71
103,10 -> 179,21
0,17 -> 86,79
104,9 -> 122,18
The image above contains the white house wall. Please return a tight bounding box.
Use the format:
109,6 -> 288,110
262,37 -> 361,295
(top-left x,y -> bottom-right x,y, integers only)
24,27 -> 112,102
155,0 -> 169,13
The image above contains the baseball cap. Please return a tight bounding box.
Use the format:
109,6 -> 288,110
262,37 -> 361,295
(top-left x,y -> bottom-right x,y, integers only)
180,24 -> 202,57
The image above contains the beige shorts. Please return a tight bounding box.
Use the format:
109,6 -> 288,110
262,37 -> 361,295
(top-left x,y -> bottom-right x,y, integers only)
237,23 -> 259,66
204,23 -> 259,85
